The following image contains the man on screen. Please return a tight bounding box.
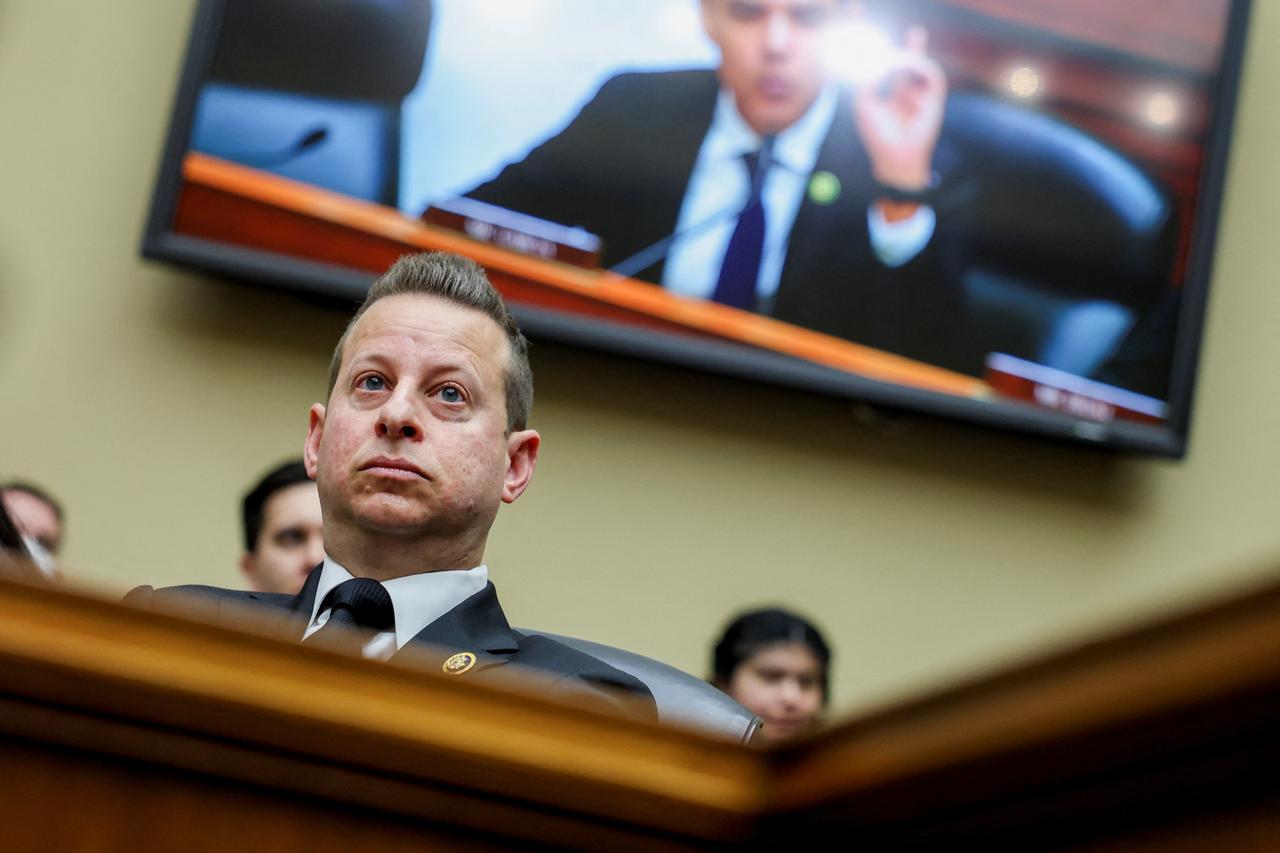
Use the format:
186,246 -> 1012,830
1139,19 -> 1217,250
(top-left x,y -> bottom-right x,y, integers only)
463,0 -> 971,372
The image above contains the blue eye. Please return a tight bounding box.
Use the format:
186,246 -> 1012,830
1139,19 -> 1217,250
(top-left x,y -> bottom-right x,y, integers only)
439,385 -> 463,404
358,374 -> 385,391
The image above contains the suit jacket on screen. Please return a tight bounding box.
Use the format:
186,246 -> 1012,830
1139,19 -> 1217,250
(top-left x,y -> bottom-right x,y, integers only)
127,567 -> 657,719
464,69 -> 974,373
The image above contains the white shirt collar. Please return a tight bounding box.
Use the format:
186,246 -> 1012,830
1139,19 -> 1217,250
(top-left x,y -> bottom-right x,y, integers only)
307,555 -> 489,651
702,82 -> 839,177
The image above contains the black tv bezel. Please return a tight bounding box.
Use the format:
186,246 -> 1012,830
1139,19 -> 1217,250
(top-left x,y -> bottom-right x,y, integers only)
142,0 -> 1255,459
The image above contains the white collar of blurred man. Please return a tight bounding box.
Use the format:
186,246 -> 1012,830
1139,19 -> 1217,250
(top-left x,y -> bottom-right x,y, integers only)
0,484 -> 62,580
240,477 -> 325,595
699,0 -> 853,137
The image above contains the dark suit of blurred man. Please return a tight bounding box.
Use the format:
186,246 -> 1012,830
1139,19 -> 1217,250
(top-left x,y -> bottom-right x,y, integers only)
466,0 -> 972,372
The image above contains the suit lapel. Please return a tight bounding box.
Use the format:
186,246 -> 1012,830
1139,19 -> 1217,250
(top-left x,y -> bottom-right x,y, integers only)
395,582 -> 517,672
773,86 -> 883,335
287,564 -> 324,618
241,563 -> 322,638
785,84 -> 876,263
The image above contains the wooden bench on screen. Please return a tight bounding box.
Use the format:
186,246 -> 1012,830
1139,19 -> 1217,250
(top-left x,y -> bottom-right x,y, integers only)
175,152 -> 985,401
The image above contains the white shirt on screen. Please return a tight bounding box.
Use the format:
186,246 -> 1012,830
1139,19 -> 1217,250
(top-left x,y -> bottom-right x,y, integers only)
661,83 -> 936,305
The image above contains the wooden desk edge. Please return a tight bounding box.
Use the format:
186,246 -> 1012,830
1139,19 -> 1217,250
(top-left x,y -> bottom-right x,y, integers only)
4,570 -> 1279,845
769,572 -> 1280,811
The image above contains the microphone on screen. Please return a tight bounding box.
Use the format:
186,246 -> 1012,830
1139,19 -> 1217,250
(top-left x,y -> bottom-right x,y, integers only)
608,136 -> 776,280
219,125 -> 329,169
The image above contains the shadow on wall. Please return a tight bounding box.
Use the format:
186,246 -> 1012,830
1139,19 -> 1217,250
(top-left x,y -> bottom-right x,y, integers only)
529,340 -> 1160,516
147,264 -> 1158,518
151,268 -> 354,365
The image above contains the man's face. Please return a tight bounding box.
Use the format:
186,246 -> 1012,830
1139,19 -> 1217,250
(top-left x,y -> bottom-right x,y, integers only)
701,0 -> 838,135
305,294 -> 537,558
2,490 -> 61,555
240,481 -> 324,594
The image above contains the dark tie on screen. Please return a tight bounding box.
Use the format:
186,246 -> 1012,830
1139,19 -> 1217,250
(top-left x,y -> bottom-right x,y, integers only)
711,139 -> 774,310
304,577 -> 394,651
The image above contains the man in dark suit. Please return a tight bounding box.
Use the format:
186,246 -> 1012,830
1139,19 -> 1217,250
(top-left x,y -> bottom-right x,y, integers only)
463,0 -> 971,372
237,459 -> 324,595
129,253 -> 655,717
0,481 -> 63,580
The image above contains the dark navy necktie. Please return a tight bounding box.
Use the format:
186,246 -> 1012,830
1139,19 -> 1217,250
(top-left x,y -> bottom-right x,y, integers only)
305,577 -> 394,650
712,139 -> 774,310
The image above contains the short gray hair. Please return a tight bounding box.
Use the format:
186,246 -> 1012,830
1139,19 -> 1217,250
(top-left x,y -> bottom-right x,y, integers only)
326,253 -> 533,431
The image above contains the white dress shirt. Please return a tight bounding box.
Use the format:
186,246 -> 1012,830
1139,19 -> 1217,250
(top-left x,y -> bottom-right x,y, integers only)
661,83 -> 935,305
302,556 -> 489,660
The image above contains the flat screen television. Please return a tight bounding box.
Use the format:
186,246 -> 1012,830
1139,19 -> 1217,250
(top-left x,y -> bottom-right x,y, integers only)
143,0 -> 1252,457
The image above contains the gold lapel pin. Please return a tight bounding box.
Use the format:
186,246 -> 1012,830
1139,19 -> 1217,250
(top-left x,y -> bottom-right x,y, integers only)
442,651 -> 477,675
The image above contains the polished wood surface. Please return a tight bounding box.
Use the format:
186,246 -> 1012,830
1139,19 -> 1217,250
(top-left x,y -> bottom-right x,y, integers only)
2,571 -> 1278,848
772,573 -> 1280,847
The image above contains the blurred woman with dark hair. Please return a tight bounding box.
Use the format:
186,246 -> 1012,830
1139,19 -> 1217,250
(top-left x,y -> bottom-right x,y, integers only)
710,607 -> 831,745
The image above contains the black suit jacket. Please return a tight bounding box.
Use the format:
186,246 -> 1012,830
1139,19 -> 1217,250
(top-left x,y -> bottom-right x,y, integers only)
127,567 -> 657,719
465,69 -> 973,373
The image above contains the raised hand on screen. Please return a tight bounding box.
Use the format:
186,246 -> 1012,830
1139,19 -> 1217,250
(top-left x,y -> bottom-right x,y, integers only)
853,25 -> 947,196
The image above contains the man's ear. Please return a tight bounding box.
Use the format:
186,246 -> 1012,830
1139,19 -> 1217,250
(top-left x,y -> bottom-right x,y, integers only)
698,0 -> 719,42
304,403 -> 326,479
502,429 -> 541,504
238,553 -> 258,588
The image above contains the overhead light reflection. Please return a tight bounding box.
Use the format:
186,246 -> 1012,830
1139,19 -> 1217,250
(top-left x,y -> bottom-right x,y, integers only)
1008,65 -> 1041,99
1143,92 -> 1181,128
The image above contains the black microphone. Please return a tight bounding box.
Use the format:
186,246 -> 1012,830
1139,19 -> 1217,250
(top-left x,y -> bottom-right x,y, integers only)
608,136 -> 776,280
219,125 -> 329,169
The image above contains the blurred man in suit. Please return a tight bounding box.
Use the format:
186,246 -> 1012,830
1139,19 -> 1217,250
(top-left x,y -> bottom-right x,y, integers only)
130,253 -> 654,715
0,482 -> 62,557
464,0 -> 970,371
0,481 -> 63,579
239,460 -> 325,594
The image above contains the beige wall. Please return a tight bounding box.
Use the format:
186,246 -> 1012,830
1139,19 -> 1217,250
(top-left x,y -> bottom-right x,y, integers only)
1,1 -> 1277,715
